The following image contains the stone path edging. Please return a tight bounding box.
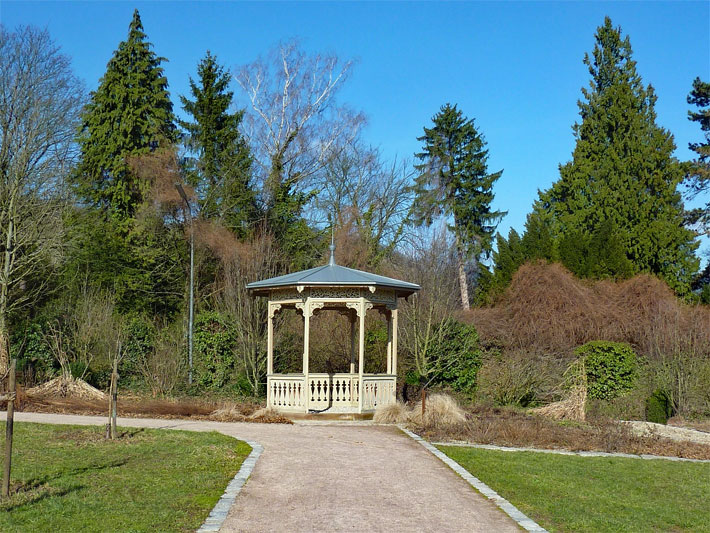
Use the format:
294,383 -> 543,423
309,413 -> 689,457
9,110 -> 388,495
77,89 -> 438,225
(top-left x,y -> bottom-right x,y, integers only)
197,440 -> 264,533
401,427 -> 548,533
431,441 -> 710,463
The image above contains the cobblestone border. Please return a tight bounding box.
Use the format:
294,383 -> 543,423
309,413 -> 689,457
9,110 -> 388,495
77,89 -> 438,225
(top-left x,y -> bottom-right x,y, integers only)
197,440 -> 264,533
431,441 -> 710,463
401,428 -> 547,533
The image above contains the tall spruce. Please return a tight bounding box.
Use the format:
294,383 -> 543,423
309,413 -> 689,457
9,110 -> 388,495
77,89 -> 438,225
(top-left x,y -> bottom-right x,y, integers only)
413,104 -> 506,309
75,9 -> 177,220
685,77 -> 710,233
180,52 -> 256,237
538,17 -> 698,294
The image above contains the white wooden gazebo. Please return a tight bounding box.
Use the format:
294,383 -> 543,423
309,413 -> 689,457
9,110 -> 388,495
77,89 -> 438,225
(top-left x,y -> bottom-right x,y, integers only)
247,245 -> 420,414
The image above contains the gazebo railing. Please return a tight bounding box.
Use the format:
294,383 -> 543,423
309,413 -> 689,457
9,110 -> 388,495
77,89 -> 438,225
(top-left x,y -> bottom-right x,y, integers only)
268,373 -> 396,413
361,375 -> 397,411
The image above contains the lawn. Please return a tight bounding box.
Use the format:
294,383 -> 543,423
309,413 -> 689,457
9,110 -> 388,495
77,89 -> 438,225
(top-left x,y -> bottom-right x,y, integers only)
0,422 -> 251,533
439,445 -> 710,533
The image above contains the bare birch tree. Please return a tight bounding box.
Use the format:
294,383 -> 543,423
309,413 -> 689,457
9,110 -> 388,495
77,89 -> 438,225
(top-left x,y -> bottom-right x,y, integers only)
234,40 -> 366,213
0,26 -> 85,372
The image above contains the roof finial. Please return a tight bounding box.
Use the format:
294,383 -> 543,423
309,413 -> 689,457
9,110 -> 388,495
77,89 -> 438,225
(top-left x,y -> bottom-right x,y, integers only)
329,216 -> 336,266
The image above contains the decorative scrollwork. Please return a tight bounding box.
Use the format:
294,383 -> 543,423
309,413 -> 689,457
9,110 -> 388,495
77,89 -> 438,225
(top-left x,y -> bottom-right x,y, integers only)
308,301 -> 325,317
310,287 -> 361,299
270,288 -> 304,302
369,288 -> 396,304
268,303 -> 282,319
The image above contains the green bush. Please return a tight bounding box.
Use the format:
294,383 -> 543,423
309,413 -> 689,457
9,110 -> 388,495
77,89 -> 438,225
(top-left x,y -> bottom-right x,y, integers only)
645,389 -> 673,424
12,321 -> 56,384
121,316 -> 157,383
576,341 -> 637,400
430,319 -> 482,395
193,312 -> 236,390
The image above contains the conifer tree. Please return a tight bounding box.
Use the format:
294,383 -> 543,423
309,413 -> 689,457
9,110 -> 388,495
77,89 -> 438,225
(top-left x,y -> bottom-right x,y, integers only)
490,229 -> 524,294
520,211 -> 555,261
685,77 -> 710,233
75,9 -> 177,219
538,17 -> 698,294
180,52 -> 256,236
413,104 -> 506,309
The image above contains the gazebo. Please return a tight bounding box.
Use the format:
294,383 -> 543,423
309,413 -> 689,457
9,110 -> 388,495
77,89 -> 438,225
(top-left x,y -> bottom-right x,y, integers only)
247,244 -> 420,414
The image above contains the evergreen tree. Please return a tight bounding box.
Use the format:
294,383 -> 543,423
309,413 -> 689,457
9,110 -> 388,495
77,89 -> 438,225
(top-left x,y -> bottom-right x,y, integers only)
180,52 -> 256,237
559,220 -> 634,279
490,228 -> 524,294
538,17 -> 698,294
75,9 -> 177,220
685,77 -> 710,232
520,211 -> 556,261
412,104 -> 506,309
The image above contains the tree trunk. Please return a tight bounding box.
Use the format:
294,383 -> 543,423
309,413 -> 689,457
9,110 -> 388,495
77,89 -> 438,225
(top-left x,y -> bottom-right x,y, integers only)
0,202 -> 14,376
455,237 -> 471,310
2,359 -> 16,498
107,358 -> 118,439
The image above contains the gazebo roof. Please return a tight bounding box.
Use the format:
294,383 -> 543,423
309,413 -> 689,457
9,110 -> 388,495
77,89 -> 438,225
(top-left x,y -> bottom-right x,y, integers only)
247,245 -> 420,297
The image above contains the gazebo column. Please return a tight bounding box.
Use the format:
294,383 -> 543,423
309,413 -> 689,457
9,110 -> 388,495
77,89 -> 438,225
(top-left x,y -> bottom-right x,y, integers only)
386,310 -> 393,374
357,299 -> 365,414
303,300 -> 310,412
266,302 -> 280,408
391,308 -> 398,376
349,310 -> 357,375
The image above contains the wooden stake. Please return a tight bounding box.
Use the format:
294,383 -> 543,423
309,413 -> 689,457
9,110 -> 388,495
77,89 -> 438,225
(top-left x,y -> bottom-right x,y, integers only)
3,359 -> 16,498
421,388 -> 427,419
108,358 -> 118,439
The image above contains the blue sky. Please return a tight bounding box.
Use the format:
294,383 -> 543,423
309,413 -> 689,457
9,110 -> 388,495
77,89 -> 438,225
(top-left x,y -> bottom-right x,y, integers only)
3,1 -> 709,257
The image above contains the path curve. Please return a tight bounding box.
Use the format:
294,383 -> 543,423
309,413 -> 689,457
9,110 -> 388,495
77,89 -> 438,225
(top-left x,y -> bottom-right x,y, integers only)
5,412 -> 519,532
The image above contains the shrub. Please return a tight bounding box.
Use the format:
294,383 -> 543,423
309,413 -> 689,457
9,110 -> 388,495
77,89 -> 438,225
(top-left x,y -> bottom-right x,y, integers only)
576,341 -> 636,400
645,389 -> 673,424
121,316 -> 156,384
477,351 -> 557,407
193,312 -> 237,390
429,319 -> 482,394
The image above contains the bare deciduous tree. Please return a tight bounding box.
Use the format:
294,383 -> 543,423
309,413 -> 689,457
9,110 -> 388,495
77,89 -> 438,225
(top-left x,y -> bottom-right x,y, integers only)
215,229 -> 282,395
397,228 -> 460,382
234,41 -> 366,207
316,142 -> 414,266
0,26 -> 85,372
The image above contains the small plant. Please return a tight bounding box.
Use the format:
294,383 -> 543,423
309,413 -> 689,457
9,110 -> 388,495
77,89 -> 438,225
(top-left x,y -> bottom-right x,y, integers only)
645,389 -> 673,424
576,341 -> 637,400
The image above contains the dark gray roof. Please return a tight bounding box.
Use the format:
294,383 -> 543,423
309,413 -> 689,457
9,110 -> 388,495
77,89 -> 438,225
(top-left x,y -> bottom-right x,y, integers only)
247,246 -> 420,297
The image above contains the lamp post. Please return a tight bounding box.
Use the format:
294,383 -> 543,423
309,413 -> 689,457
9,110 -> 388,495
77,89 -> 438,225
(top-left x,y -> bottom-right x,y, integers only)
175,183 -> 194,386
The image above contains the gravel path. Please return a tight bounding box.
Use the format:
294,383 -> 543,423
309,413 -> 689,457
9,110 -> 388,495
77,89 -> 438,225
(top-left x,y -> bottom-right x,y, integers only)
4,412 -> 519,532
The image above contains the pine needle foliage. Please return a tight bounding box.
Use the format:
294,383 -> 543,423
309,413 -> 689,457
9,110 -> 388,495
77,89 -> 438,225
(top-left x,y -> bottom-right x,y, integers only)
75,9 -> 177,220
412,103 -> 506,308
684,77 -> 710,233
538,17 -> 698,295
179,51 -> 257,237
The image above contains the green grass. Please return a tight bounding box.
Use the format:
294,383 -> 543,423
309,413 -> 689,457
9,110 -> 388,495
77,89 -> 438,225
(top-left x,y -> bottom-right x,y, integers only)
0,422 -> 251,533
439,445 -> 710,533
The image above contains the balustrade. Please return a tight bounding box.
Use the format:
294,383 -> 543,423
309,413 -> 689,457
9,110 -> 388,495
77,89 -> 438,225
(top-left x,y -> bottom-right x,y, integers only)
267,373 -> 396,413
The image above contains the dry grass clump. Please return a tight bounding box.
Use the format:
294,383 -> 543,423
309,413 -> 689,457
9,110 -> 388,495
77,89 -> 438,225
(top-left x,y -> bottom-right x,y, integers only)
409,393 -> 467,428
247,407 -> 293,424
531,385 -> 586,422
466,262 -> 710,358
26,376 -> 106,401
373,402 -> 410,424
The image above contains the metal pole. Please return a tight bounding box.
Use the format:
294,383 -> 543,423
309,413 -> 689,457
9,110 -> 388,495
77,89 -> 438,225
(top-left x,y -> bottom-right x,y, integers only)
175,183 -> 194,386
188,220 -> 194,386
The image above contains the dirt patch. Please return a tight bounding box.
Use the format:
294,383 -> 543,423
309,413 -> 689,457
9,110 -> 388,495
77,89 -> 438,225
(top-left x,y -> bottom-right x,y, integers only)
410,405 -> 710,460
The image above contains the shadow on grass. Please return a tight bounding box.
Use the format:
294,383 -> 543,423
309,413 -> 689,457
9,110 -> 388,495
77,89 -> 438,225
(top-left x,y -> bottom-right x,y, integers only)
1,483 -> 84,512
1,457 -> 129,512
